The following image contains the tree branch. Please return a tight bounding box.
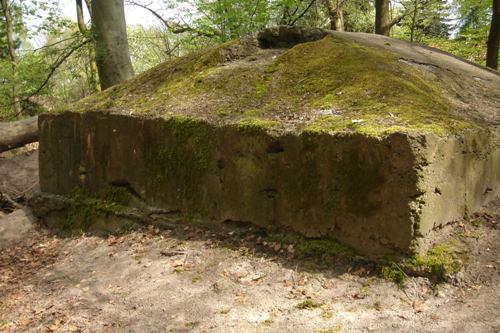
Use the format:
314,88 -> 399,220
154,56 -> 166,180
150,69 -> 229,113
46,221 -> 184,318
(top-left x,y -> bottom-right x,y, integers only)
126,0 -> 220,38
290,0 -> 317,25
24,39 -> 92,104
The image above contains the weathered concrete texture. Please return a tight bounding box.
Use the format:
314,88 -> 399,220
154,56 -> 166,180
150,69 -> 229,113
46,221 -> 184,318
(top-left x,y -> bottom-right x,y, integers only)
410,132 -> 500,242
36,26 -> 500,254
38,112 -> 500,254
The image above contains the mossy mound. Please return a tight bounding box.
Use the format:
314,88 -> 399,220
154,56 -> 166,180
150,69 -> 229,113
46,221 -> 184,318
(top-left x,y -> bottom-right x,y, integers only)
64,26 -> 499,137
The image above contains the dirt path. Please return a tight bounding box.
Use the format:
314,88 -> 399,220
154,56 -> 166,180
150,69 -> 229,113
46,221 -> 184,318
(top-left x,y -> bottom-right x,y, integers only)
1,151 -> 499,333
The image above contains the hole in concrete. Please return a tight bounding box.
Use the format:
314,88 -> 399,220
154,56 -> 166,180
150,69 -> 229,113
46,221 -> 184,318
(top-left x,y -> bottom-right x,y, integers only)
217,159 -> 225,169
110,179 -> 142,199
222,219 -> 254,229
263,188 -> 278,199
434,187 -> 442,195
266,141 -> 284,154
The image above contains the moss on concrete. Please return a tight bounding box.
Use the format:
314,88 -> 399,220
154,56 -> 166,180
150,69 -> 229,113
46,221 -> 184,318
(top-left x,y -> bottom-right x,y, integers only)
236,117 -> 280,132
63,187 -> 131,232
146,116 -> 215,213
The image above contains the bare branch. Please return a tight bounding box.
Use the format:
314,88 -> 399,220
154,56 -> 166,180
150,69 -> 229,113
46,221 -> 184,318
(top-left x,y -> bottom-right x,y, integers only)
24,39 -> 92,103
290,0 -> 317,26
126,0 -> 220,38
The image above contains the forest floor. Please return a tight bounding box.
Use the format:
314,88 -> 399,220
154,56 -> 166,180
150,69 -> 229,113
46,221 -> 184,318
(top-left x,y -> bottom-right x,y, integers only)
0,150 -> 499,333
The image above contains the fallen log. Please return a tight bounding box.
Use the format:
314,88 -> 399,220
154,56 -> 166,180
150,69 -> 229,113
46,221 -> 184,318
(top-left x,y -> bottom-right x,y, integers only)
0,116 -> 38,153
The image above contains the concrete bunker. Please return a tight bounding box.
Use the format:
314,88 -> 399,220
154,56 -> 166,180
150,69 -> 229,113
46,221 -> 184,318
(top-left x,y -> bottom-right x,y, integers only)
34,26 -> 500,254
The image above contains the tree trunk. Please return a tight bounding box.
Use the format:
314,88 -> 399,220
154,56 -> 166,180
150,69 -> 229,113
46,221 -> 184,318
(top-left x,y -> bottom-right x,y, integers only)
0,116 -> 38,153
91,0 -> 134,90
76,0 -> 87,34
375,0 -> 391,35
486,0 -> 500,70
325,0 -> 344,31
0,0 -> 22,116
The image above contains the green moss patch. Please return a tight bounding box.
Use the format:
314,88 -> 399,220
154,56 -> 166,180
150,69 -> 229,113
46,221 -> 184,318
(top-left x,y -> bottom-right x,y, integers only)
146,116 -> 215,212
296,300 -> 323,310
295,238 -> 356,261
62,187 -> 131,232
380,241 -> 466,284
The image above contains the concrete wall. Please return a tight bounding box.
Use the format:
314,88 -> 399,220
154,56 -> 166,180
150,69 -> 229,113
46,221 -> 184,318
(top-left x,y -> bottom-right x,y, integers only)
38,112 -> 500,254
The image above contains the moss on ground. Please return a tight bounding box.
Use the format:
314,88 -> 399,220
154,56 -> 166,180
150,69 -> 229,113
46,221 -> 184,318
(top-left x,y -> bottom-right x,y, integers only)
380,241 -> 466,284
296,300 -> 323,310
295,238 -> 356,262
58,34 -> 476,137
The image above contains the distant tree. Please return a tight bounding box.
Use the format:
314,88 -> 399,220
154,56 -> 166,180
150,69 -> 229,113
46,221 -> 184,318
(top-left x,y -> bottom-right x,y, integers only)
393,0 -> 451,42
0,0 -> 21,114
91,0 -> 134,90
343,0 -> 374,32
486,0 -> 499,69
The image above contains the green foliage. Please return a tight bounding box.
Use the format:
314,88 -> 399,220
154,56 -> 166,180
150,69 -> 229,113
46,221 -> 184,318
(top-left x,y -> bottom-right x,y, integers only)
128,25 -> 178,73
425,37 -> 487,65
0,52 -> 49,119
454,0 -> 492,34
343,0 -> 375,32
393,0 -> 452,42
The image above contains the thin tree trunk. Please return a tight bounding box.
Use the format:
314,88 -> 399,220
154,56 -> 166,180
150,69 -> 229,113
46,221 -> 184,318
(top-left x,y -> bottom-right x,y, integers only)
409,0 -> 418,42
0,116 -> 38,153
375,0 -> 391,35
88,46 -> 99,93
91,0 -> 134,90
0,0 -> 22,116
325,0 -> 344,31
486,0 -> 500,70
75,0 -> 99,93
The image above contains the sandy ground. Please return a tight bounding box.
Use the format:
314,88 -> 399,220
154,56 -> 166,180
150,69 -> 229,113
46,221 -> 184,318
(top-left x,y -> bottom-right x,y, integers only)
1,150 -> 499,333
